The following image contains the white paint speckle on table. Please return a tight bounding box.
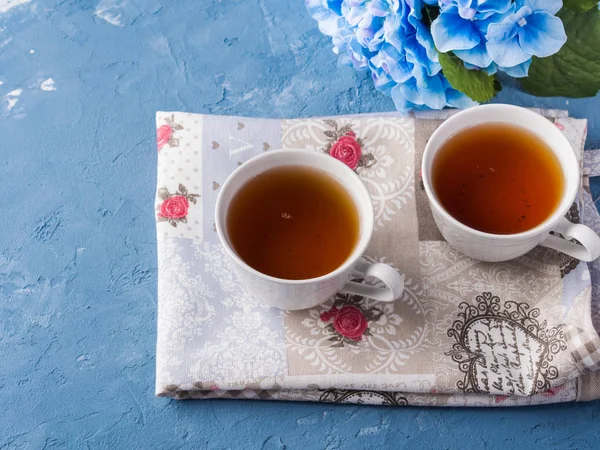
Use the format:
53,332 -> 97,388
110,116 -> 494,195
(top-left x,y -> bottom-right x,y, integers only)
94,0 -> 124,26
40,78 -> 56,91
0,0 -> 31,14
4,88 -> 22,113
0,37 -> 13,49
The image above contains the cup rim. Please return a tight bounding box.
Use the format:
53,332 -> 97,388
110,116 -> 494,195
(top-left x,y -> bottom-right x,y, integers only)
215,149 -> 374,285
421,104 -> 580,240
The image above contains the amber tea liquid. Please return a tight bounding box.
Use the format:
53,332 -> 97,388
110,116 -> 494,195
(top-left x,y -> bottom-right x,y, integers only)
226,166 -> 359,280
432,123 -> 564,234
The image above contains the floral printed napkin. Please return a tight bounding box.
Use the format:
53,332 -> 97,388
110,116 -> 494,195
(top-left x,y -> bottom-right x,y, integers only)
155,109 -> 600,406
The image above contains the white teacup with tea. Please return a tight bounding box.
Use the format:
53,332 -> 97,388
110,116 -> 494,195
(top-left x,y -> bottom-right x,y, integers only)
215,149 -> 405,310
421,104 -> 600,263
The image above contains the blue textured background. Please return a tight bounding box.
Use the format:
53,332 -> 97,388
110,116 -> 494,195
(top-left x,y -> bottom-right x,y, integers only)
1,1 -> 600,448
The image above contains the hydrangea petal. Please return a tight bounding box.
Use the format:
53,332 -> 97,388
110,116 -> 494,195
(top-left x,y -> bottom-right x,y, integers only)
464,61 -> 498,75
438,0 -> 454,12
399,72 -> 447,110
431,9 -> 481,52
369,0 -> 390,17
343,4 -> 367,27
414,18 -> 439,63
405,34 -> 441,76
498,59 -> 532,78
418,74 -> 448,109
306,0 -> 339,22
487,35 -> 531,66
383,12 -> 405,53
327,0 -> 343,15
474,4 -> 515,33
374,44 -> 413,82
478,0 -> 513,14
408,55 -> 429,86
523,0 -> 562,15
458,6 -> 477,20
316,16 -> 342,37
366,26 -> 386,52
370,64 -> 396,95
454,41 -> 493,67
518,11 -> 567,58
486,6 -> 530,42
443,78 -> 478,108
406,0 -> 425,29
390,83 -> 416,112
399,77 -> 424,106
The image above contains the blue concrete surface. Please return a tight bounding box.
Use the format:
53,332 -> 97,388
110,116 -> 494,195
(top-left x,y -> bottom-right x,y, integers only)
1,1 -> 600,448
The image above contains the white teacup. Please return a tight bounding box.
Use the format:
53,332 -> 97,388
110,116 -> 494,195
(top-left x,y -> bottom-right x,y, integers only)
215,149 -> 405,310
422,104 -> 600,263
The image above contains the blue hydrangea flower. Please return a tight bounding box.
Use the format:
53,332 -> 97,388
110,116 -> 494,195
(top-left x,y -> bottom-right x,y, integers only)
486,0 -> 567,67
306,0 -> 475,112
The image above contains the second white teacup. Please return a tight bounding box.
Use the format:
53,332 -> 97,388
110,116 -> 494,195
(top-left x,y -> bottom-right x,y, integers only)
422,104 -> 600,263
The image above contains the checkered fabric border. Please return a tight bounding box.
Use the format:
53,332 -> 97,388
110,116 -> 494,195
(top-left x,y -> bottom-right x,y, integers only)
567,326 -> 600,372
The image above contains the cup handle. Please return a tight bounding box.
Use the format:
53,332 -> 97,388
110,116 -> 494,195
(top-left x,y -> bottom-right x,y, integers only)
540,217 -> 600,262
339,260 -> 405,302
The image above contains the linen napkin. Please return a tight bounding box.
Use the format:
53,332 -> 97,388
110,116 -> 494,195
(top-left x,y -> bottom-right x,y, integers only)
155,110 -> 600,406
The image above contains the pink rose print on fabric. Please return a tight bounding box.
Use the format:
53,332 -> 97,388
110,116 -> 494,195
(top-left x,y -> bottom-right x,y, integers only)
157,114 -> 183,151
320,295 -> 384,346
332,305 -> 368,341
156,184 -> 200,227
157,125 -> 173,150
160,195 -> 188,219
329,133 -> 363,170
321,120 -> 375,172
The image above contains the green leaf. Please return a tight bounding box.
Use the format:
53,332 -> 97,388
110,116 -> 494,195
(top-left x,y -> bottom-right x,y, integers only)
521,8 -> 600,98
438,51 -> 496,103
563,0 -> 598,12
